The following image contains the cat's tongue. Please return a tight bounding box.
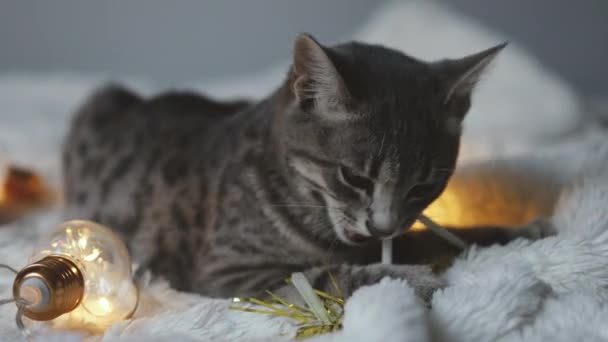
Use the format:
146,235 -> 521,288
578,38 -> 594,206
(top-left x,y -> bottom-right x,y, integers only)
345,230 -> 370,243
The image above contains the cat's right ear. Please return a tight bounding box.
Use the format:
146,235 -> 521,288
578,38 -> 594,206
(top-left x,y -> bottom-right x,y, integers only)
439,43 -> 507,107
289,33 -> 349,109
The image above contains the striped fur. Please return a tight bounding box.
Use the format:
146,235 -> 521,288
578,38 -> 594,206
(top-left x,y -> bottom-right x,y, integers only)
62,35 -> 534,302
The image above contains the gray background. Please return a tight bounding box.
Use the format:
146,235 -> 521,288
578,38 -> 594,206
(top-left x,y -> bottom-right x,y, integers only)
0,0 -> 606,97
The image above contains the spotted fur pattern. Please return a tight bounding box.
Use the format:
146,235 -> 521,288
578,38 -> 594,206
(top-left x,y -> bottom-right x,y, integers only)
63,35 -> 534,302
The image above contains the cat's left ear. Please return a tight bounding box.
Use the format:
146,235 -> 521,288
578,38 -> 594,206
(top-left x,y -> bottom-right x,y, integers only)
289,33 -> 350,110
438,42 -> 507,106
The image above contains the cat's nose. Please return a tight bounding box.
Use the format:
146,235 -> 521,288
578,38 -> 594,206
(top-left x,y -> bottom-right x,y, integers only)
366,208 -> 397,238
365,219 -> 394,238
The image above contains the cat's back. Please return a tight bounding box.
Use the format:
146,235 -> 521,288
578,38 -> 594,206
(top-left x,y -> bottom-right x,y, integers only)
67,84 -> 249,141
135,89 -> 251,131
63,84 -> 251,239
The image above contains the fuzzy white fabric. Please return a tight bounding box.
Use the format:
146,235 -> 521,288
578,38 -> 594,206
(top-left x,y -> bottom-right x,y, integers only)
1,1 -> 607,341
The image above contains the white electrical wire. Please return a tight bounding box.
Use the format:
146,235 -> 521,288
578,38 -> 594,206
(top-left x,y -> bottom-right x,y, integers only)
418,214 -> 468,250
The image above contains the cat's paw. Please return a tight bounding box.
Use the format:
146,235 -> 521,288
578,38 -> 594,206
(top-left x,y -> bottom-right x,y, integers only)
513,218 -> 557,240
362,264 -> 446,303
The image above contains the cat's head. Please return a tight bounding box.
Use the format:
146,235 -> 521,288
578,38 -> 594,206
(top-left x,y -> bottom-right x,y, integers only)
279,34 -> 505,245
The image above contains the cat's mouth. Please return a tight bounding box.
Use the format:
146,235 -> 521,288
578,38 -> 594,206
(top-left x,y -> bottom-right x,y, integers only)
327,210 -> 373,245
343,228 -> 371,244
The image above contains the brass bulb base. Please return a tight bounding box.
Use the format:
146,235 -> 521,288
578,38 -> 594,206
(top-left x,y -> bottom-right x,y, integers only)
13,255 -> 85,321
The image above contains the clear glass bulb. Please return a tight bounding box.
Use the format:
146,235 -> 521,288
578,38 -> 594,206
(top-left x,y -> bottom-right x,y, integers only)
21,220 -> 138,330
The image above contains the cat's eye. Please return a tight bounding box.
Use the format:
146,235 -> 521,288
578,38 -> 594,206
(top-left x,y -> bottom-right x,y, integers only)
407,183 -> 438,201
339,166 -> 373,193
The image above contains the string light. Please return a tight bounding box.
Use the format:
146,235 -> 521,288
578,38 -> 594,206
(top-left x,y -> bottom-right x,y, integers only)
10,220 -> 138,332
230,272 -> 344,339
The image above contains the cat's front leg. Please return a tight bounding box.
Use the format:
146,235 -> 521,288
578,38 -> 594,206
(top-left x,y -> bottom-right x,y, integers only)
505,217 -> 557,240
391,218 -> 557,264
273,263 -> 444,304
439,217 -> 557,245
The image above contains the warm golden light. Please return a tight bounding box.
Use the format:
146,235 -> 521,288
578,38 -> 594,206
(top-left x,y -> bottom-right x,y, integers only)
83,248 -> 101,262
0,165 -> 56,223
98,297 -> 112,314
13,220 -> 138,332
78,237 -> 88,250
415,162 -> 558,230
0,163 -> 6,204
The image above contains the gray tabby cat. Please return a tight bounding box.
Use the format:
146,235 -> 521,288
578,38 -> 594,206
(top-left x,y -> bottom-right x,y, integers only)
63,34 -> 549,302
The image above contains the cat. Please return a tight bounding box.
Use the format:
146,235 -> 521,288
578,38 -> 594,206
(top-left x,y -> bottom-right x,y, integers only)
63,34 -> 552,302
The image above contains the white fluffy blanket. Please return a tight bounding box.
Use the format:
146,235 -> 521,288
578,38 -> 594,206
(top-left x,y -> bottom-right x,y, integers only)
1,1 -> 607,341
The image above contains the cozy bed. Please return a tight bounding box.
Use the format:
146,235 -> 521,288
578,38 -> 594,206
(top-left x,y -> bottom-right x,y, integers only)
1,1 -> 607,341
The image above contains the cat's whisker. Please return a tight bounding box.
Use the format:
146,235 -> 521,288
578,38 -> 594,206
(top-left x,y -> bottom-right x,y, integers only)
377,132 -> 387,157
324,236 -> 340,262
266,203 -> 346,215
316,216 -> 346,259
267,204 -> 341,210
294,214 -> 334,243
336,213 -> 356,226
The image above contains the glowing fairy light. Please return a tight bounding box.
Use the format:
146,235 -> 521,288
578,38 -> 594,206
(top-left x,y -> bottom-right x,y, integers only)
11,220 -> 138,331
83,248 -> 101,262
77,237 -> 88,250
98,297 -> 112,314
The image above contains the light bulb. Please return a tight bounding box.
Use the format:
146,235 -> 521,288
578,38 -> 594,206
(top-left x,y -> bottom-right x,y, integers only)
12,220 -> 138,330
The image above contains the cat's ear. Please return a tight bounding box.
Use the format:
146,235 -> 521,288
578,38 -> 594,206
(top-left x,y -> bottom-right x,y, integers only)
440,42 -> 507,105
289,33 -> 349,108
